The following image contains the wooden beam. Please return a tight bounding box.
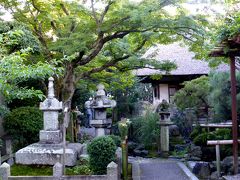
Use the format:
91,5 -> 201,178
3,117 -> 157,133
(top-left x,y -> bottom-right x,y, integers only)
207,139 -> 240,145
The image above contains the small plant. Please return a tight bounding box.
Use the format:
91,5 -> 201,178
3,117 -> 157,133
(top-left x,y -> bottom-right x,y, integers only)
66,165 -> 92,175
171,148 -> 188,158
132,111 -> 160,148
118,118 -> 131,141
87,136 -> 117,174
190,125 -> 202,140
79,133 -> 93,144
193,132 -> 216,146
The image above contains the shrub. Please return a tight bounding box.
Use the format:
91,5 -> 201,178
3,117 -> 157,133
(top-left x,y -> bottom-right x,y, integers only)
190,125 -> 203,140
214,128 -> 232,140
87,136 -> 117,174
193,128 -> 232,147
131,110 -> 160,148
3,106 -> 43,151
193,132 -> 216,146
108,135 -> 121,147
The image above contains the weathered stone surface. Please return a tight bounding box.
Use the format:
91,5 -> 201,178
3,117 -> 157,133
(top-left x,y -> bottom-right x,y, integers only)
187,161 -> 196,172
133,149 -> 141,156
135,144 -> 145,151
94,110 -> 107,120
95,128 -> 105,136
43,111 -> 59,130
15,143 -> 77,166
39,130 -> 62,143
221,156 -> 240,174
107,161 -> 118,180
187,145 -> 202,160
0,162 -> 10,180
90,119 -> 111,127
210,171 -> 219,180
68,143 -> 84,158
160,126 -> 170,152
169,125 -> 180,136
53,162 -> 63,177
192,161 -> 211,179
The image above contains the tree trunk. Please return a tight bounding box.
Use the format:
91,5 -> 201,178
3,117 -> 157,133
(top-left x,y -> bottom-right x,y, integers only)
62,62 -> 76,108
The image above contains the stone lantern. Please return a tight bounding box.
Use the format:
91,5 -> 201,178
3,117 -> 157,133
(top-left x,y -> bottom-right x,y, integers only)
39,77 -> 63,143
157,100 -> 173,157
90,84 -> 116,137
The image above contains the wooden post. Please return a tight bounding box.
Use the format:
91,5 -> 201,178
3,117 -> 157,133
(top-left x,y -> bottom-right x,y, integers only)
62,107 -> 69,175
230,56 -> 238,175
216,144 -> 220,177
122,139 -> 128,180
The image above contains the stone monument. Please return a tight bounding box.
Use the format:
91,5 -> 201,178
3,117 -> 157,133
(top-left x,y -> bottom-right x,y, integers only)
157,100 -> 173,157
15,77 -> 81,166
90,84 -> 116,137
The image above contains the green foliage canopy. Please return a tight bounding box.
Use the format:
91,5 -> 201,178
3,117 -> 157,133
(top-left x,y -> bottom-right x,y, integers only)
1,0 -> 207,104
173,76 -> 210,110
0,21 -> 55,102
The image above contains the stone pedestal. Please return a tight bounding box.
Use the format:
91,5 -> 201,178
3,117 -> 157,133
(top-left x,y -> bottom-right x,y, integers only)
15,143 -> 78,166
90,118 -> 112,137
158,113 -> 173,157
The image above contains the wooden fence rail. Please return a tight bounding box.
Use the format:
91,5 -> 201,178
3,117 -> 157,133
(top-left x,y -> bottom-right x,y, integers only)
207,139 -> 240,178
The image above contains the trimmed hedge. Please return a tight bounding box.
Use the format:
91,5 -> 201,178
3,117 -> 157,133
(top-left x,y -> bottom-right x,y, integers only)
3,106 -> 43,151
87,136 -> 117,174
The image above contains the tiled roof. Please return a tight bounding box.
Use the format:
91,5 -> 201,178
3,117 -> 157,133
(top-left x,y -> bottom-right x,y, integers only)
135,42 -> 229,76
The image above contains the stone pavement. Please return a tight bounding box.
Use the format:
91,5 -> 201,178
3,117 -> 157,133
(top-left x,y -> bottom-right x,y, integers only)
129,157 -> 198,180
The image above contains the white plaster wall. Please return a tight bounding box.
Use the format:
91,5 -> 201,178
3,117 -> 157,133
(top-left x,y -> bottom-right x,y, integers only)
159,84 -> 169,103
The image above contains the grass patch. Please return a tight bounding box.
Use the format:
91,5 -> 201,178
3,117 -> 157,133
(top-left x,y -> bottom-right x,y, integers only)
11,164 -> 52,176
65,158 -> 92,175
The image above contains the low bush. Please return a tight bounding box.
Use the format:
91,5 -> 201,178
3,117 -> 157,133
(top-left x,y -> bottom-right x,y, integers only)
87,136 -> 117,174
190,125 -> 202,140
3,106 -> 43,151
193,132 -> 216,146
193,128 -> 232,146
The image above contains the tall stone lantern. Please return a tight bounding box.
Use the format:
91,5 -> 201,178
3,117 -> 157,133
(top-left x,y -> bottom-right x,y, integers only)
90,84 -> 116,137
157,100 -> 173,157
39,77 -> 63,143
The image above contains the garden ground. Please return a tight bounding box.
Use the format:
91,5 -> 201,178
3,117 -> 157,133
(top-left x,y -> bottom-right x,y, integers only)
130,157 -> 198,180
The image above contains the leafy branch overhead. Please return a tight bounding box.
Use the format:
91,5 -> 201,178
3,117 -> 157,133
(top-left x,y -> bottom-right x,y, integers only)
1,0 -> 207,103
0,22 -> 55,102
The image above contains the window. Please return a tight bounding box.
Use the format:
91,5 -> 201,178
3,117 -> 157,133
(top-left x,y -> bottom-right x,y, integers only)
154,85 -> 160,99
169,86 -> 177,103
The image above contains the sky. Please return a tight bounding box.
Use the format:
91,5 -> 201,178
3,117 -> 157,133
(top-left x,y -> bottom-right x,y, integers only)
0,0 -> 226,21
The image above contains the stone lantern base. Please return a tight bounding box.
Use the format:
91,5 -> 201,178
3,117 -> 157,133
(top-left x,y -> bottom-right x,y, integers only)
158,120 -> 174,158
90,119 -> 112,137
